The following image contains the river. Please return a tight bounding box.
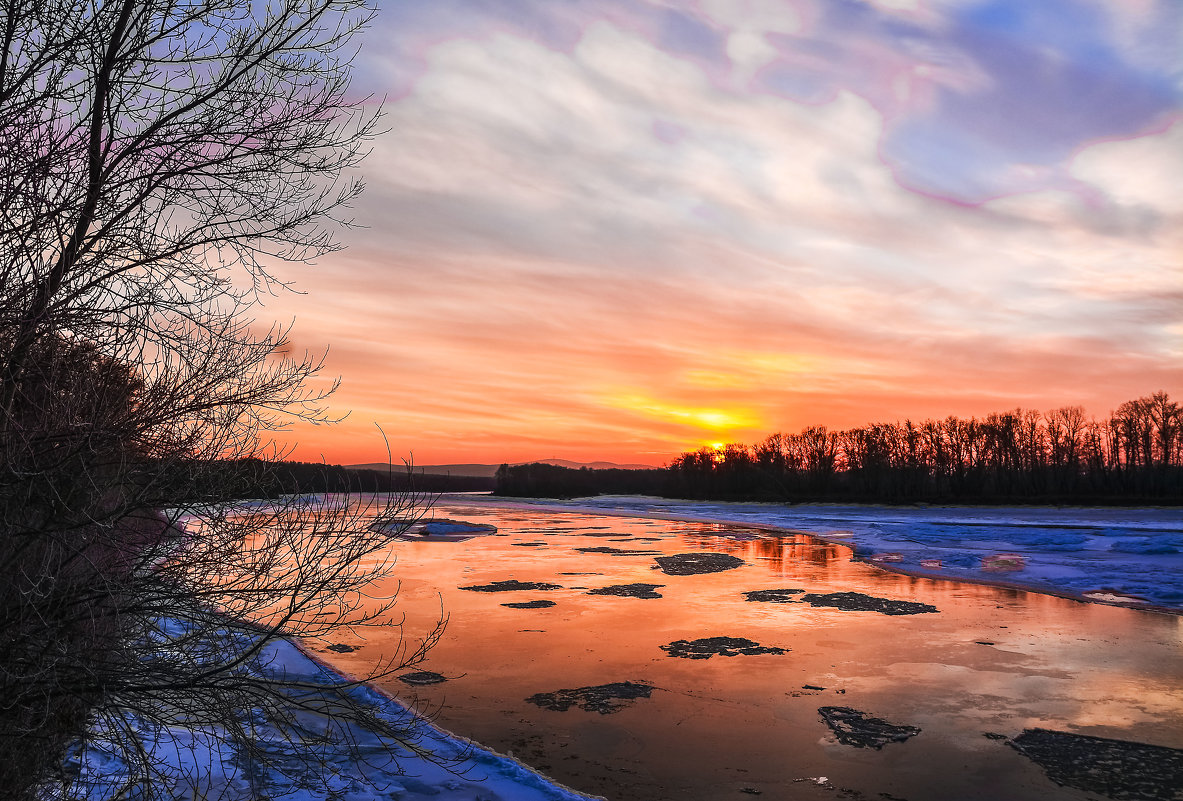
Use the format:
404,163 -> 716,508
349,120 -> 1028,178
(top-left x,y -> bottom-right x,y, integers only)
317,499 -> 1183,801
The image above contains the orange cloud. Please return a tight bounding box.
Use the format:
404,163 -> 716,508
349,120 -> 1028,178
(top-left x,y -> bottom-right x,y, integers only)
259,27 -> 1179,467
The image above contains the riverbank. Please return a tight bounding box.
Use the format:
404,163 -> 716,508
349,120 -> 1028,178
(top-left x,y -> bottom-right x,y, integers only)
57,623 -> 604,801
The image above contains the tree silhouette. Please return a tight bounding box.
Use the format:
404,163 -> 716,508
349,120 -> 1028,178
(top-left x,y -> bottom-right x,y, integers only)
662,394 -> 1182,505
0,1 -> 443,797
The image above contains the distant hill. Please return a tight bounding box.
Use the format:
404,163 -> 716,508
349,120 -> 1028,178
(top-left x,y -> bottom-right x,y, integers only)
345,459 -> 659,478
533,458 -> 660,472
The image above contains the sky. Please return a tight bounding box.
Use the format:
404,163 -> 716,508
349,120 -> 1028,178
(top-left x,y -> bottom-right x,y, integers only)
267,0 -> 1183,467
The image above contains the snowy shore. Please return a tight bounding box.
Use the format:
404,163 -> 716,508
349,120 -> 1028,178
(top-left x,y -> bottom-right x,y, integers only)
60,626 -> 604,801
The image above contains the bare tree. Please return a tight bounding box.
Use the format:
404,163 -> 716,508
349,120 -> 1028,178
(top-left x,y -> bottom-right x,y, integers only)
0,0 -> 448,797
1145,391 -> 1180,467
664,392 -> 1180,503
1,0 -> 377,400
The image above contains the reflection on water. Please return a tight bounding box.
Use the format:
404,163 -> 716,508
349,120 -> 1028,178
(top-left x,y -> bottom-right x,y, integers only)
317,501 -> 1183,801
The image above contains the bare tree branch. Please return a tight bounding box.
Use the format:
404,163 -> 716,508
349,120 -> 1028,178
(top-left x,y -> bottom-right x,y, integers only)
0,2 -> 444,798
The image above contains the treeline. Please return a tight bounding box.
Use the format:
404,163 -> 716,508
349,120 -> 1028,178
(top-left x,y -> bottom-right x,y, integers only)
493,462 -> 668,499
495,392 -> 1183,504
193,459 -> 495,498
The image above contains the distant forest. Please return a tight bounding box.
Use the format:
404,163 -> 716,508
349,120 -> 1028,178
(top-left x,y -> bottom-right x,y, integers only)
495,391 -> 1183,505
202,459 -> 495,498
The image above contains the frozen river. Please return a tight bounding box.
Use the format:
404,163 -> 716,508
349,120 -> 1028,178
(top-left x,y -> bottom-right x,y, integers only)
316,497 -> 1183,801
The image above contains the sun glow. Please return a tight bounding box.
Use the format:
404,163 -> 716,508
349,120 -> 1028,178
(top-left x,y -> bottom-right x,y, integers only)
270,3 -> 1182,468
604,393 -> 762,435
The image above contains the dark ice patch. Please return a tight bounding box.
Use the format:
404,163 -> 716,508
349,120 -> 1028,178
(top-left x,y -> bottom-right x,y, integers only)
800,592 -> 938,615
502,599 -> 557,609
1029,532 -> 1090,551
655,552 -> 745,575
399,671 -> 447,686
819,707 -> 920,749
459,580 -> 562,592
588,583 -> 664,599
511,542 -> 546,547
325,643 -> 358,653
526,681 -> 654,714
1010,728 -> 1183,801
661,636 -> 786,659
577,546 -> 662,555
1110,540 -> 1180,555
744,588 -> 805,603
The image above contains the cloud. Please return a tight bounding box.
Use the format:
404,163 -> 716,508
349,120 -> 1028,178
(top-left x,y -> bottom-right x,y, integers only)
1072,120 -> 1183,218
269,12 -> 1182,464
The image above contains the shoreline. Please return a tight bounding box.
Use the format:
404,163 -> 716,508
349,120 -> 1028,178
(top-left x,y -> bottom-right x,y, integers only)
286,637 -> 608,800
435,493 -> 1183,616
62,609 -> 607,800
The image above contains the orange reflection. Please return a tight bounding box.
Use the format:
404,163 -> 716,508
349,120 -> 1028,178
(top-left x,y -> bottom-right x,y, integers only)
316,500 -> 1183,801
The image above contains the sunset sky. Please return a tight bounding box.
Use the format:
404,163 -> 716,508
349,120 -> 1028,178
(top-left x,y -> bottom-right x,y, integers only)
269,0 -> 1182,467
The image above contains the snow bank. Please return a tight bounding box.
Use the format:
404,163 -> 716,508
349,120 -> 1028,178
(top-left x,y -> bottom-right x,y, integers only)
58,630 -> 603,801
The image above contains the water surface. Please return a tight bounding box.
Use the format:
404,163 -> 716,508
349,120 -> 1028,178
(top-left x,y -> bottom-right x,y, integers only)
320,501 -> 1183,801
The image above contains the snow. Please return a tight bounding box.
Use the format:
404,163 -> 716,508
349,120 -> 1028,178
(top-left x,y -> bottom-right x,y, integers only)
463,495 -> 1183,612
56,629 -> 604,801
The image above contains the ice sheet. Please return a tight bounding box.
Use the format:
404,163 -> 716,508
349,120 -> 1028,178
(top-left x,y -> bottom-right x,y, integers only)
467,496 -> 1183,611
